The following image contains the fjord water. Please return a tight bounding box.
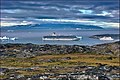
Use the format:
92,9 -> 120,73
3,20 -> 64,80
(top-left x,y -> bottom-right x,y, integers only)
1,29 -> 119,45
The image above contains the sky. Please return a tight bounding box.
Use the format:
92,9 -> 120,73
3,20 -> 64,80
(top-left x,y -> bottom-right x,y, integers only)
1,0 -> 119,28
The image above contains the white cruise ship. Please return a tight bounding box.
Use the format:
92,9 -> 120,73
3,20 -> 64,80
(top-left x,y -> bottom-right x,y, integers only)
42,32 -> 81,41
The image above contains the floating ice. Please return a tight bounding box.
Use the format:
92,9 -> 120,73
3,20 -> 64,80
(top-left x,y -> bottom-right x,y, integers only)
0,36 -> 9,40
0,36 -> 18,41
10,37 -> 18,41
99,37 -> 114,40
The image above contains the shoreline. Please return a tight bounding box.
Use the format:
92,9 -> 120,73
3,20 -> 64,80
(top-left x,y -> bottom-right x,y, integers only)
1,40 -> 119,45
0,41 -> 119,58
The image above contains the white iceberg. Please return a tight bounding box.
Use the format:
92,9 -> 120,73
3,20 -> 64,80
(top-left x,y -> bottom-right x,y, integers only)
0,36 -> 9,40
99,36 -> 114,40
10,37 -> 18,41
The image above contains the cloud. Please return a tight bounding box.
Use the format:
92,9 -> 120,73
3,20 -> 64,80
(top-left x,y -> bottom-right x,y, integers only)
78,9 -> 93,14
1,0 -> 119,28
1,21 -> 34,26
1,9 -> 23,13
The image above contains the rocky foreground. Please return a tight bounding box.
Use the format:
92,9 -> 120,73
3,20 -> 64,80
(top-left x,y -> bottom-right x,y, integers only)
0,41 -> 120,80
0,41 -> 119,58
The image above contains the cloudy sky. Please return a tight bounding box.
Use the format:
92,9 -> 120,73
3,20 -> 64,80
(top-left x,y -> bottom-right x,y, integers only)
1,0 -> 119,28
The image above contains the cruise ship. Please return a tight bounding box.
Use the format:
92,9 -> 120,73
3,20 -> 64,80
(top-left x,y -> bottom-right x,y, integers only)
42,32 -> 81,41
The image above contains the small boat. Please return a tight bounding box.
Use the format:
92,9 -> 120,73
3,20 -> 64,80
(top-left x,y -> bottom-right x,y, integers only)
99,36 -> 114,40
42,32 -> 81,41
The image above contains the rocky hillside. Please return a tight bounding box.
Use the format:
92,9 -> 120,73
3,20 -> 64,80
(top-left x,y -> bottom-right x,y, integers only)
91,41 -> 120,55
0,41 -> 119,58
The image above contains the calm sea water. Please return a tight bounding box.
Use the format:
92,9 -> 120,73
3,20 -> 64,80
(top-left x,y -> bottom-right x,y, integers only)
1,29 -> 119,45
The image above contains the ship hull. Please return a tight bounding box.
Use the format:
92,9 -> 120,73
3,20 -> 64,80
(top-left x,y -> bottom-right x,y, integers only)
42,38 -> 80,41
42,35 -> 81,41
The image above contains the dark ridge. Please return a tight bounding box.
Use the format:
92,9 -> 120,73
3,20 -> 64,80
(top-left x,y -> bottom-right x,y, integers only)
0,41 -> 119,58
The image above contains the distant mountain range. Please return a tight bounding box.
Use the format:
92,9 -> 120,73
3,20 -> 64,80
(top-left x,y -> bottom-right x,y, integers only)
1,23 -> 103,30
